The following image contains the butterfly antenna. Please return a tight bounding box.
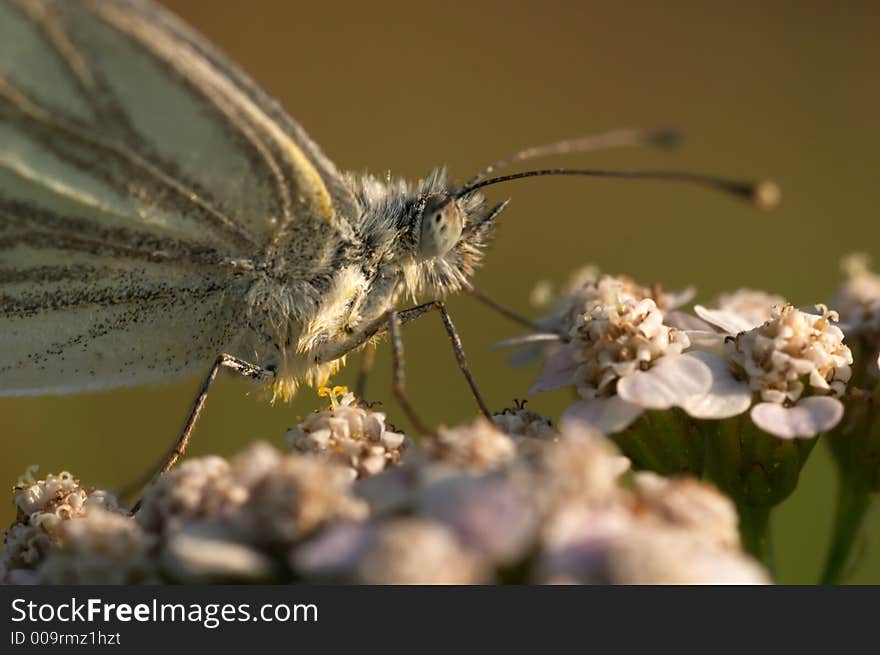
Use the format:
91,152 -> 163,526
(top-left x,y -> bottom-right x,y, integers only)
456,167 -> 780,210
465,127 -> 682,186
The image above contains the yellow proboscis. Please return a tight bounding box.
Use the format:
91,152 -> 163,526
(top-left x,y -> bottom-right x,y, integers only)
317,385 -> 349,409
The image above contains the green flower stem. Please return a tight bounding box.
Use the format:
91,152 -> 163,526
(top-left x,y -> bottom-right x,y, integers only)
820,476 -> 874,584
823,390 -> 880,583
737,503 -> 774,570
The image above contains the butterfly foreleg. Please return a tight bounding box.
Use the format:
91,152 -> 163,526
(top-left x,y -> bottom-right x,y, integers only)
387,301 -> 493,436
388,309 -> 428,435
354,340 -> 377,400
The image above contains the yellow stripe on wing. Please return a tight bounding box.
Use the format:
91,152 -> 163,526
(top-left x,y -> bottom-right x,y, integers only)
90,1 -> 336,233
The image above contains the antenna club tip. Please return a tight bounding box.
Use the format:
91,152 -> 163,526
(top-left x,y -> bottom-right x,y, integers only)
647,128 -> 684,149
752,180 -> 781,210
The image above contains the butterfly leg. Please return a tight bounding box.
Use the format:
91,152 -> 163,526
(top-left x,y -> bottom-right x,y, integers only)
160,354 -> 269,475
388,301 -> 493,436
388,310 -> 429,435
128,353 -> 270,513
354,340 -> 377,399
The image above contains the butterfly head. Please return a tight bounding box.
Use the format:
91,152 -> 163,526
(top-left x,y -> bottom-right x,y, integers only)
415,192 -> 465,260
394,168 -> 504,298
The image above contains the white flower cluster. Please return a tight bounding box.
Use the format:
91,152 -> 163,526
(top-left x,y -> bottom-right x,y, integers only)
428,418 -> 517,471
323,423 -> 767,584
712,288 -> 787,330
834,254 -> 880,330
240,452 -> 369,544
3,445 -> 372,584
728,304 -> 851,404
506,269 -> 694,369
2,411 -> 768,584
519,265 -> 858,440
138,442 -> 368,546
537,468 -> 767,584
286,389 -> 408,479
135,456 -> 248,535
570,285 -> 690,399
0,468 -> 141,584
692,300 -> 853,438
832,254 -> 880,374
492,404 -> 556,441
528,275 -> 713,433
351,519 -> 486,585
492,403 -> 558,457
36,509 -> 158,585
532,270 -> 694,341
11,467 -> 117,519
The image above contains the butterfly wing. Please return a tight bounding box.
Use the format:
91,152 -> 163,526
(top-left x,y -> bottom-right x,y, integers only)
0,0 -> 358,394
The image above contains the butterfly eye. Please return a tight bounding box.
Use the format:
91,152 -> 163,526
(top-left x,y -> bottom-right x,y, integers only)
418,202 -> 464,259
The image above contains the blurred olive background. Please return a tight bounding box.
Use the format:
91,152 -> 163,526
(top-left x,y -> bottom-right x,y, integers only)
3,0 -> 879,583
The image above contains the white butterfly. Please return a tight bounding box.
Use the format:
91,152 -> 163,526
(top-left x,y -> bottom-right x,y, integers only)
0,0 -> 770,478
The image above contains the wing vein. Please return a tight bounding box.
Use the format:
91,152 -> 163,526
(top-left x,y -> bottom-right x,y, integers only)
82,0 -> 296,243
88,0 -> 352,259
0,75 -> 262,253
0,201 -> 236,267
